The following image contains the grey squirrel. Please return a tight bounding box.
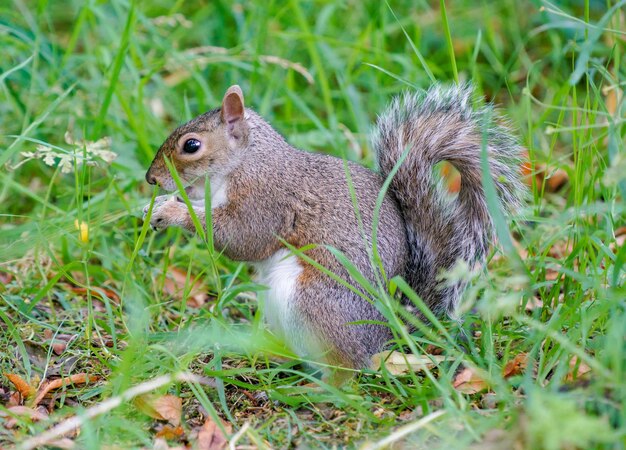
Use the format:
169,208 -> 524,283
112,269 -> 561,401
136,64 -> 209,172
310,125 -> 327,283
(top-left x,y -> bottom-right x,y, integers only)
143,84 -> 524,372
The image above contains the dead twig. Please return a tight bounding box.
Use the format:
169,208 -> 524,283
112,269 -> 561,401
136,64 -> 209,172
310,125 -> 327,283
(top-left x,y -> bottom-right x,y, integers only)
19,372 -> 215,450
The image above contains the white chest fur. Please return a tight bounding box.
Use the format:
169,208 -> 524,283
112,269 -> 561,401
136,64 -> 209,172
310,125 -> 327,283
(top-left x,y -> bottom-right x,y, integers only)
187,175 -> 228,210
209,175 -> 228,209
253,249 -> 305,352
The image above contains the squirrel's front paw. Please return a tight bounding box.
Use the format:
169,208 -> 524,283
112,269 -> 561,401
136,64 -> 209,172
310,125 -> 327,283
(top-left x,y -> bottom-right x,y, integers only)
143,196 -> 187,231
142,195 -> 170,220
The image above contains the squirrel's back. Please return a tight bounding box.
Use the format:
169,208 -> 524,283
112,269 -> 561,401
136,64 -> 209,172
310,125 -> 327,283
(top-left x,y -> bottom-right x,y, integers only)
373,84 -> 525,315
236,112 -> 409,282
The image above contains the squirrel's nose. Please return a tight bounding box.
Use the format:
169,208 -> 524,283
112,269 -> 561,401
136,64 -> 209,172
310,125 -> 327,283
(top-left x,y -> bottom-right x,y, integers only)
146,173 -> 157,185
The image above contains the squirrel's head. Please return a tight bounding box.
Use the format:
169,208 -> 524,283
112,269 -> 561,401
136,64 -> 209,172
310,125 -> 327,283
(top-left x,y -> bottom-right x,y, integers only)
146,85 -> 249,191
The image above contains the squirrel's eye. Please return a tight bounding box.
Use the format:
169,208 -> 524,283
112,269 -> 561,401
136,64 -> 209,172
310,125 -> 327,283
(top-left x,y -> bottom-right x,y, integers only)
182,139 -> 201,154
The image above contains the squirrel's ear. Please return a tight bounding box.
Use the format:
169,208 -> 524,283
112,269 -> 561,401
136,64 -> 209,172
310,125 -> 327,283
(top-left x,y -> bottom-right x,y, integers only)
221,85 -> 245,139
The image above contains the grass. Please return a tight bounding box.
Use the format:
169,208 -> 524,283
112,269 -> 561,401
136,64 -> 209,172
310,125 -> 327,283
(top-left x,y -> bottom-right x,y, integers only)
1,0 -> 625,448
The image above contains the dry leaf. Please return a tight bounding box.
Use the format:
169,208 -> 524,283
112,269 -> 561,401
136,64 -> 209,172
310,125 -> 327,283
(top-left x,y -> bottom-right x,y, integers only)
1,405 -> 48,428
545,168 -> 569,192
503,353 -> 529,378
155,425 -> 185,440
153,395 -> 183,427
66,285 -> 120,303
398,409 -> 416,421
162,266 -> 208,308
547,240 -> 574,259
452,367 -> 489,394
196,417 -> 231,450
134,394 -> 182,426
523,296 -> 543,311
8,390 -> 22,407
371,351 -> 447,375
0,270 -> 13,284
439,161 -> 461,193
33,373 -> 99,407
544,267 -> 561,282
603,84 -> 622,116
565,356 -> 592,382
5,373 -> 35,399
52,341 -> 66,355
523,148 -> 569,193
610,227 -> 626,253
90,331 -> 123,349
43,329 -> 77,355
424,344 -> 444,355
521,149 -> 533,180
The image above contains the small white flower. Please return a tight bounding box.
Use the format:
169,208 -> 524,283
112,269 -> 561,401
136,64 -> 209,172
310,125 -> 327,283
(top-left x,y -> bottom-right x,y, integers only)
43,153 -> 57,166
59,157 -> 73,174
94,150 -> 118,164
16,133 -> 117,174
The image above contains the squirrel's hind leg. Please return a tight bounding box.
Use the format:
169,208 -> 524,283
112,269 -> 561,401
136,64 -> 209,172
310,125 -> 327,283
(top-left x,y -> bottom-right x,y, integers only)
254,250 -> 384,382
291,270 -> 392,377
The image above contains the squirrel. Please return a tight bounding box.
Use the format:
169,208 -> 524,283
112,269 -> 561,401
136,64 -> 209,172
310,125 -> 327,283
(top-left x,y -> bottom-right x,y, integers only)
143,84 -> 524,373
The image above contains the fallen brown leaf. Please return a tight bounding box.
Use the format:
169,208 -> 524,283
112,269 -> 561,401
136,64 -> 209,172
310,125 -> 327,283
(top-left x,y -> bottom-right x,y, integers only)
162,266 -> 208,308
425,344 -> 444,355
5,373 -> 35,399
153,395 -> 183,427
565,356 -> 592,382
610,226 -> 626,253
43,329 -> 77,355
534,165 -> 569,192
545,168 -> 569,192
503,353 -> 529,378
452,367 -> 489,394
0,270 -> 13,284
521,149 -> 533,181
8,390 -> 22,407
603,84 -> 622,116
548,240 -> 574,259
68,285 -> 120,303
544,267 -> 561,282
523,296 -> 543,312
439,162 -> 461,193
52,342 -> 66,356
1,405 -> 48,428
90,331 -> 122,349
523,148 -> 569,193
196,417 -> 231,450
134,394 -> 182,426
155,424 -> 185,440
371,351 -> 447,375
33,373 -> 99,407
398,409 -> 417,421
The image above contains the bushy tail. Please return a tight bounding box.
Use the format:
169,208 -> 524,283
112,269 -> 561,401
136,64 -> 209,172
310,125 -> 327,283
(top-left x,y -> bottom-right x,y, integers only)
373,84 -> 525,315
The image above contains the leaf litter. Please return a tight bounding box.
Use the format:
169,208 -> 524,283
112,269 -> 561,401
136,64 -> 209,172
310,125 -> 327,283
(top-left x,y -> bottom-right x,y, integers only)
161,266 -> 210,308
134,394 -> 183,426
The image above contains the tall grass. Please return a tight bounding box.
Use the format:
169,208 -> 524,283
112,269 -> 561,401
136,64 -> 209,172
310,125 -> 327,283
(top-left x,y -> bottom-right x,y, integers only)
0,0 -> 624,448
